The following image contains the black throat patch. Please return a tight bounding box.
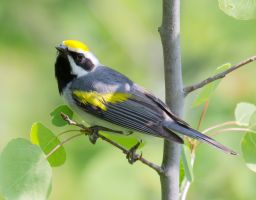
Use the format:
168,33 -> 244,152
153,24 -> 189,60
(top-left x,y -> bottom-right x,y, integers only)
55,55 -> 76,94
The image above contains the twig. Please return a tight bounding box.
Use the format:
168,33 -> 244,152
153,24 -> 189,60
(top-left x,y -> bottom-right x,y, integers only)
57,129 -> 80,137
184,55 -> 256,96
60,113 -> 164,174
46,132 -> 84,159
196,101 -> 209,131
98,133 -> 163,173
180,152 -> 195,200
61,113 -> 91,130
202,121 -> 239,134
209,127 -> 253,137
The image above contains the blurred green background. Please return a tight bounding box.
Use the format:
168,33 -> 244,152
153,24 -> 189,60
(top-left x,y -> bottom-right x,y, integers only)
1,0 -> 256,199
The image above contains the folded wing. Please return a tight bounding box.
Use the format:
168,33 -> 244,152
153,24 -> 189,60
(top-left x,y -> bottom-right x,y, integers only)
72,90 -> 183,143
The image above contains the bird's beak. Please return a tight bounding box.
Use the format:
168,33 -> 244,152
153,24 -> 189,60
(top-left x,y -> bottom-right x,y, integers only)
55,44 -> 68,55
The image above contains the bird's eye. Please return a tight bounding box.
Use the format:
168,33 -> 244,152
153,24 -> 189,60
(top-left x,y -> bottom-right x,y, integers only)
76,54 -> 84,63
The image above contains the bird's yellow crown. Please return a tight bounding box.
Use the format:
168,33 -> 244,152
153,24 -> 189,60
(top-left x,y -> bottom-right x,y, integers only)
63,40 -> 89,52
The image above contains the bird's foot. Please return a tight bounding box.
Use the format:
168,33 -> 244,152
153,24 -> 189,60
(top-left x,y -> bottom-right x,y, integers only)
88,126 -> 100,144
89,125 -> 124,144
126,140 -> 142,164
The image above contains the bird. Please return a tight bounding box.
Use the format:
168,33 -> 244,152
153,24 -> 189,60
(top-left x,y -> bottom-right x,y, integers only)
54,39 -> 237,155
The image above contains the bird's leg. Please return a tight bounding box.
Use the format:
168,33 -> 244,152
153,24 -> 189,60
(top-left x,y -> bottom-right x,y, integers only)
126,140 -> 142,164
88,126 -> 100,144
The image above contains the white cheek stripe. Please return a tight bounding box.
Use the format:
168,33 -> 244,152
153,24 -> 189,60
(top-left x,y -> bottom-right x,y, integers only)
67,55 -> 89,77
84,52 -> 100,66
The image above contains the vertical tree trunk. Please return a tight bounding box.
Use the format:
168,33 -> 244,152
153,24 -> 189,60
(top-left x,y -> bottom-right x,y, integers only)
159,0 -> 183,200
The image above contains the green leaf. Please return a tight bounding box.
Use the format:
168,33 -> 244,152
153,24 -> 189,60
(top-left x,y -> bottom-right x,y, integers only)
235,102 -> 256,126
218,0 -> 256,20
179,159 -> 185,186
30,122 -> 66,167
241,132 -> 256,172
50,105 -> 73,127
181,145 -> 194,182
249,111 -> 256,131
0,138 -> 52,200
193,63 -> 231,107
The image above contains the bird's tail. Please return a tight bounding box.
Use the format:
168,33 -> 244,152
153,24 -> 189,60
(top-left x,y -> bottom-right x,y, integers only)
163,121 -> 238,155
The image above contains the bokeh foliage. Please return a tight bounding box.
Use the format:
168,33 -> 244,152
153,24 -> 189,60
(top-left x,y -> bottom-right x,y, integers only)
1,0 -> 256,199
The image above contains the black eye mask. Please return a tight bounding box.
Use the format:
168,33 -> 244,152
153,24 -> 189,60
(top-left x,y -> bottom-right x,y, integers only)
69,52 -> 95,71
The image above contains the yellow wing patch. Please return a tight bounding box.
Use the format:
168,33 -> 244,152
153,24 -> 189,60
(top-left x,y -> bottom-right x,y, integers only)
73,91 -> 131,111
63,40 -> 89,52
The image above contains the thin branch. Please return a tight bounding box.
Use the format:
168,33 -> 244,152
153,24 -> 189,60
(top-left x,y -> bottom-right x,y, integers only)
184,55 -> 256,96
180,177 -> 191,200
202,121 -> 239,134
57,129 -> 80,137
60,113 -> 164,174
97,133 -> 164,174
196,101 -> 209,131
46,132 -> 84,159
180,152 -> 195,200
209,127 -> 253,137
61,113 -> 91,130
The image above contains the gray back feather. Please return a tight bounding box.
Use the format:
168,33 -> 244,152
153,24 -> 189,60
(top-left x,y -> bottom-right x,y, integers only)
70,66 -> 133,93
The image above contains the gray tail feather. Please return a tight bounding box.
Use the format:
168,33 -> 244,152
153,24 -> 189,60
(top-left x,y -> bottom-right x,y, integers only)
164,121 -> 238,155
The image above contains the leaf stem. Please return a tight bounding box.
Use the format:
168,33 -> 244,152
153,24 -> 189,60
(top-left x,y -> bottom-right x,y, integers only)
209,127 -> 253,137
196,101 -> 209,131
57,129 -> 81,137
202,121 -> 239,134
180,152 -> 195,200
46,132 -> 84,159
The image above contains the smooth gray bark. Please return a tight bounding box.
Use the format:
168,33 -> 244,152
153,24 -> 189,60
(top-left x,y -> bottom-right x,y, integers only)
159,0 -> 183,200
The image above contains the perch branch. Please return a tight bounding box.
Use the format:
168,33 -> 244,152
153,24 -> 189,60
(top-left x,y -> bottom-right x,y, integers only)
60,113 -> 164,174
184,55 -> 256,96
159,0 -> 183,199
